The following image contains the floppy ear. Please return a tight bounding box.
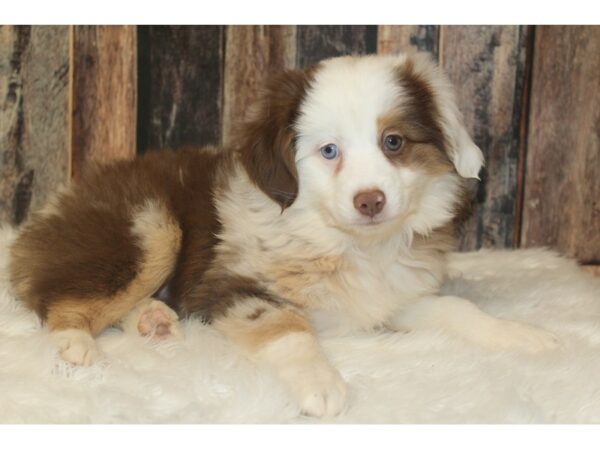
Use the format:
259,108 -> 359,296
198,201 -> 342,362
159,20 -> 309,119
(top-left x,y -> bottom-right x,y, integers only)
435,86 -> 485,180
235,68 -> 315,209
404,53 -> 485,179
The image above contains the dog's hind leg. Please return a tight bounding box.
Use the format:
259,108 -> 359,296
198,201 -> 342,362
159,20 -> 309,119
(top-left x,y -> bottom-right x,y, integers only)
11,199 -> 182,366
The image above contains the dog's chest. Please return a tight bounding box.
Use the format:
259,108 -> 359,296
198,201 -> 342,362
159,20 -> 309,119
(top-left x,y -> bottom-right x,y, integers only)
268,246 -> 443,333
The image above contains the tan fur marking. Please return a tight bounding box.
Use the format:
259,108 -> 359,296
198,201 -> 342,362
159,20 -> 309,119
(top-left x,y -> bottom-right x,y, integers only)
131,200 -> 182,289
47,297 -> 133,335
213,298 -> 310,350
269,256 -> 344,306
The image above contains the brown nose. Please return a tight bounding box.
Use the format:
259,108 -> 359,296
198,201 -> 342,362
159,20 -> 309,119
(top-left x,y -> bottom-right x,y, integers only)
353,190 -> 386,218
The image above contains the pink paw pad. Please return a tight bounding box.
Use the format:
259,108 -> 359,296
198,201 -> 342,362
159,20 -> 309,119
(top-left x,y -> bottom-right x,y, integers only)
137,304 -> 180,340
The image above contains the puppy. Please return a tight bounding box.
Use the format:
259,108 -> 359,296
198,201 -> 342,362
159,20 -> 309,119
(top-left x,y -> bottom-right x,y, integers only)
9,53 -> 558,417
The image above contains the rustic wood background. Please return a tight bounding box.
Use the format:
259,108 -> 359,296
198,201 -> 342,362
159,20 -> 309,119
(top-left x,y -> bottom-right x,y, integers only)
1,25 -> 598,270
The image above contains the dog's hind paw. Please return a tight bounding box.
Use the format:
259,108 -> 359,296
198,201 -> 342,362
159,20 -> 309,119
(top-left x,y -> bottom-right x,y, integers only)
121,298 -> 183,340
51,329 -> 101,366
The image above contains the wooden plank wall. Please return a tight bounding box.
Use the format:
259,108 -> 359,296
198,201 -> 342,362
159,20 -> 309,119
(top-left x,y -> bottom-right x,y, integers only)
71,26 -> 137,179
0,25 -> 598,271
440,26 -> 530,250
522,26 -> 600,264
0,26 -> 70,224
137,26 -> 223,152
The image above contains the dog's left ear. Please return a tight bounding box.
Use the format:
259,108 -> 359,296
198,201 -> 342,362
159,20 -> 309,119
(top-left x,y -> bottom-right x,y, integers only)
402,53 -> 484,179
436,90 -> 485,180
235,68 -> 315,209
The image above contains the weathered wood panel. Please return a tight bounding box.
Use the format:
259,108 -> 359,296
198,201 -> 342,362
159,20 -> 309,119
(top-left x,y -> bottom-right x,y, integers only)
137,26 -> 223,152
440,26 -> 530,251
522,26 -> 600,263
377,25 -> 439,58
71,26 -> 137,179
296,25 -> 377,68
222,25 -> 296,146
0,26 -> 70,224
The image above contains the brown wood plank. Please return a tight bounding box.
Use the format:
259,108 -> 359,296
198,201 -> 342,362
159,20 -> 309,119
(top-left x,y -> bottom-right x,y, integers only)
0,25 -> 70,224
522,26 -> 600,263
296,25 -> 377,68
137,26 -> 224,152
222,25 -> 296,146
71,26 -> 137,179
440,26 -> 530,251
377,25 -> 439,58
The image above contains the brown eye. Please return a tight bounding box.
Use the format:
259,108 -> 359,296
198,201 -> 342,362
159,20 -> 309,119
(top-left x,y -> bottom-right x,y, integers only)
384,134 -> 404,152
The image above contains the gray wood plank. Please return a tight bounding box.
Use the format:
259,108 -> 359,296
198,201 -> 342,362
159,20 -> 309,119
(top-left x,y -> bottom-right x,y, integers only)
0,26 -> 70,224
296,25 -> 377,68
377,25 -> 439,58
440,25 -> 530,250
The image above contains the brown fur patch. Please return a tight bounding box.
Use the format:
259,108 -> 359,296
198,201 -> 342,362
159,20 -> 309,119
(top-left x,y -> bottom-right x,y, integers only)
394,58 -> 447,153
214,298 -> 310,350
178,268 -> 284,322
235,66 -> 319,209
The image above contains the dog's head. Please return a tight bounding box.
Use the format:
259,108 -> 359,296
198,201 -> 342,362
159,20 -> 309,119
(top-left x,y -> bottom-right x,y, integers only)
237,53 -> 483,238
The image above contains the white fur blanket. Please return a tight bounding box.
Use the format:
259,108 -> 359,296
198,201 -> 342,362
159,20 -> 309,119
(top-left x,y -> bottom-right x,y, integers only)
1,226 -> 599,424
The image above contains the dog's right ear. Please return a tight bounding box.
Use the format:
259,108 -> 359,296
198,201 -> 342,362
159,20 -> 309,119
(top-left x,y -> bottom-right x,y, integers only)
235,68 -> 315,210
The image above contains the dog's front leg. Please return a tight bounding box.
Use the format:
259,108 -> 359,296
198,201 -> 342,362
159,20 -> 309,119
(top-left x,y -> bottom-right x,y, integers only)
211,295 -> 347,417
388,295 -> 559,353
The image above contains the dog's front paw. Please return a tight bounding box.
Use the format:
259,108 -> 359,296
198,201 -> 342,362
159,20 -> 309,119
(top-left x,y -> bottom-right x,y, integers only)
492,319 -> 560,353
51,329 -> 101,366
285,363 -> 347,417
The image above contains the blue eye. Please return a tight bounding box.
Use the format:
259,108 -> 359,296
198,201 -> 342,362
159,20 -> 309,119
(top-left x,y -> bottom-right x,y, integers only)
320,143 -> 339,160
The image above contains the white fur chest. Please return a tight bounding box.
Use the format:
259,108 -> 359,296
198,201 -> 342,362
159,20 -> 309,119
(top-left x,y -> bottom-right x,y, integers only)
291,242 -> 445,334
215,171 -> 447,334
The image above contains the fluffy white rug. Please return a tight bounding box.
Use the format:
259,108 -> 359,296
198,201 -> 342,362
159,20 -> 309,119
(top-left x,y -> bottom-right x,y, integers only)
1,226 -> 599,424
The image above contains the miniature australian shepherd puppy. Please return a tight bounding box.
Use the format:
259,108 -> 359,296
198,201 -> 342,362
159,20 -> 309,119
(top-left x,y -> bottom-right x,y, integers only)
9,53 -> 558,417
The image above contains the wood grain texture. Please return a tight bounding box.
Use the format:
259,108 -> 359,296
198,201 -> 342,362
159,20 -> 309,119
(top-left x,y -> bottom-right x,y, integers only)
440,26 -> 529,251
521,26 -> 600,263
222,26 -> 296,146
137,26 -> 223,152
296,25 -> 377,68
0,26 -> 70,225
71,26 -> 137,179
377,25 -> 439,58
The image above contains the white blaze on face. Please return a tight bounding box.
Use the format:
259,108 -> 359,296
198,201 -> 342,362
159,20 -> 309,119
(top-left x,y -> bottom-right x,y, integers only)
295,56 -> 408,228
